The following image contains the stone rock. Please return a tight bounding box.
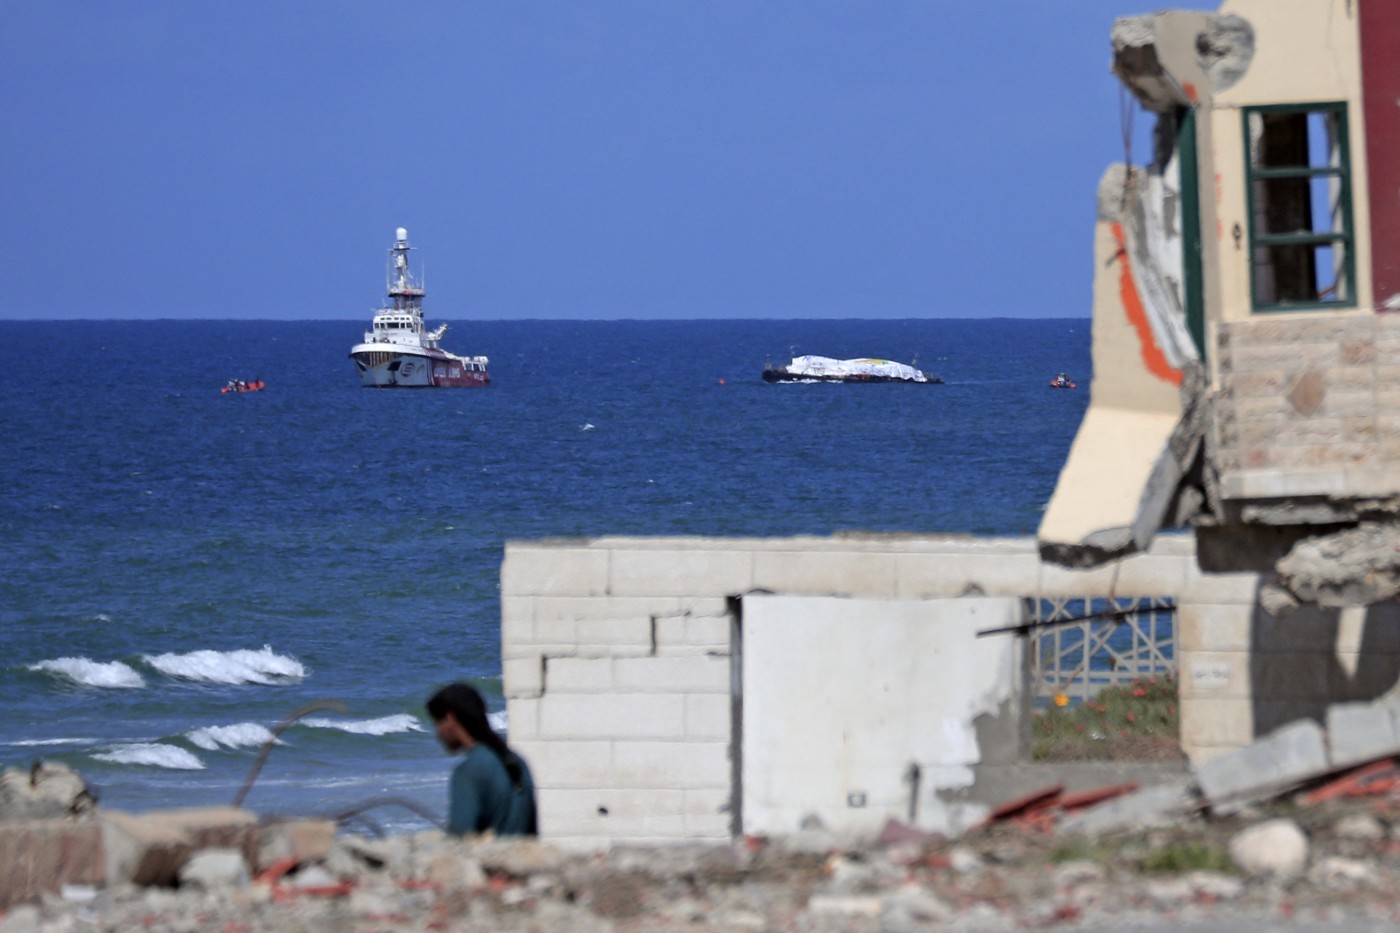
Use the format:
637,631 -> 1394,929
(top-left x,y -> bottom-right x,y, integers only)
1228,818 -> 1308,878
947,846 -> 983,874
882,883 -> 951,922
476,838 -> 566,877
287,865 -> 338,889
255,819 -> 336,871
178,848 -> 249,890
1186,870 -> 1243,900
426,849 -> 486,892
0,762 -> 96,822
825,854 -> 880,892
1334,813 -> 1385,840
1309,856 -> 1378,891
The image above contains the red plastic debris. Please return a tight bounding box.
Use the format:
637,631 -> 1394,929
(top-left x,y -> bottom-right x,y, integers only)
982,782 -> 1142,834
1058,782 -> 1139,812
1302,757 -> 1400,805
986,784 -> 1064,824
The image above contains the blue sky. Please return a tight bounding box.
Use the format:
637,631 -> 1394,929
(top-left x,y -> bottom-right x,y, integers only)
1,1 -> 1215,321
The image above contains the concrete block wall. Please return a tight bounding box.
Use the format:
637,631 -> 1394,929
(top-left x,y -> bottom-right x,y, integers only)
501,533 -> 1198,850
1179,571 -> 1400,763
1212,314 -> 1400,500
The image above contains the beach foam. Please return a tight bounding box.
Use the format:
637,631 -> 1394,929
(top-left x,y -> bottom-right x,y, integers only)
141,645 -> 305,685
186,722 -> 278,751
30,657 -> 146,689
302,714 -> 424,736
94,743 -> 205,770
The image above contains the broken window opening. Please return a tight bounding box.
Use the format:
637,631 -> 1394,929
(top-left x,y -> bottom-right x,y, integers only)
1243,103 -> 1355,311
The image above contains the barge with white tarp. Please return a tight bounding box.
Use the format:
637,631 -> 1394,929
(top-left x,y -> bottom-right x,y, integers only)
762,355 -> 942,384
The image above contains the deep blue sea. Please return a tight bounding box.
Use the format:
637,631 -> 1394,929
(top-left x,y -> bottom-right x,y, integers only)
0,318 -> 1089,830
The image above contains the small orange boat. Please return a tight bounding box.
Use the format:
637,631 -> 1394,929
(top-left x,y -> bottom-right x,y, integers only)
221,379 -> 266,394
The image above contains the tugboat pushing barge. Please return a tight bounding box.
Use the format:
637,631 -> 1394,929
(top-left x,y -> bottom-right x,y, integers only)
349,228 -> 489,388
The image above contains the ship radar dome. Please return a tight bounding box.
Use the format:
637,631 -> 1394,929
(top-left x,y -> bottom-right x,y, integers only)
395,227 -> 409,243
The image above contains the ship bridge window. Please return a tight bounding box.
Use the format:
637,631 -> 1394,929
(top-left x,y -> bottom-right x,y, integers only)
1243,103 -> 1355,312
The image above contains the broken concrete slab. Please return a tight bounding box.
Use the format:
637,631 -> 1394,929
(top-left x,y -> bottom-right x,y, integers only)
1275,521 -> 1400,607
1326,701 -> 1400,769
1194,719 -> 1329,809
1055,778 -> 1196,837
0,818 -> 104,909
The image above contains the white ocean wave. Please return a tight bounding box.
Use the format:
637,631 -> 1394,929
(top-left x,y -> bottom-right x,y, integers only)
7,737 -> 99,747
186,722 -> 278,751
301,714 -> 425,736
29,657 -> 146,689
141,645 -> 306,685
94,743 -> 205,770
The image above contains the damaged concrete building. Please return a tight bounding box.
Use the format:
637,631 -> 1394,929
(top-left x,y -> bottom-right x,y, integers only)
1040,0 -> 1400,757
496,0 -> 1400,852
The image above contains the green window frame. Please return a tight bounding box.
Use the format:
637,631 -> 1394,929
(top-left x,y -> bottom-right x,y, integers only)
1242,102 -> 1356,312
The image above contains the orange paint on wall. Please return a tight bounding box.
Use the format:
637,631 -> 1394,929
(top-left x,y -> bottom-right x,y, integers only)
1112,223 -> 1184,387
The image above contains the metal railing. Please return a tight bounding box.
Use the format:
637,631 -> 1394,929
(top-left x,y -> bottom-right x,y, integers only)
1026,596 -> 1176,707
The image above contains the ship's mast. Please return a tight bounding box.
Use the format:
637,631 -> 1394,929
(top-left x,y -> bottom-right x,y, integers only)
386,227 -> 425,314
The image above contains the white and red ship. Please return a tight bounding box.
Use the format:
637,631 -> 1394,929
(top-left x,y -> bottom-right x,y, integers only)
349,228 -> 489,388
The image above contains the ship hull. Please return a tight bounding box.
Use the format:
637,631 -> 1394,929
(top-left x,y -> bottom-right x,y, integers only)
349,345 -> 490,388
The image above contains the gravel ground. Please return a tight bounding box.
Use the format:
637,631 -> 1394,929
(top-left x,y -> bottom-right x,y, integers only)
7,794 -> 1400,932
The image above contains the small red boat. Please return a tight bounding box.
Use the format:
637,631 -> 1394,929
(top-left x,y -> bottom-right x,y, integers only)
1048,373 -> 1076,389
221,379 -> 266,394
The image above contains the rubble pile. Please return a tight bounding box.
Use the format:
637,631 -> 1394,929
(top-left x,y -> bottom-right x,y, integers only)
9,728 -> 1400,931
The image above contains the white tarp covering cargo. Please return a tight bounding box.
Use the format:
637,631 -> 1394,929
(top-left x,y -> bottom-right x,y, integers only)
778,355 -> 929,382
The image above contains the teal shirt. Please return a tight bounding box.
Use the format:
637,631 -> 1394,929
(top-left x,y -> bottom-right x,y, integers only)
447,745 -> 537,837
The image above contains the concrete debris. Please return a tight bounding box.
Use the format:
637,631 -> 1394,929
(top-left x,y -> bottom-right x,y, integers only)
1112,12 -> 1254,112
1275,520 -> 1400,607
0,761 -> 96,822
176,848 -> 249,891
1195,14 -> 1255,93
1194,719 -> 1329,809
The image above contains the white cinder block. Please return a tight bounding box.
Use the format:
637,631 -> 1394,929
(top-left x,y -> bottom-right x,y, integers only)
613,655 -> 729,694
609,548 -> 754,597
505,697 -> 541,741
575,616 -> 654,650
613,740 -> 730,788
511,739 -> 614,789
500,596 -> 534,646
685,694 -> 732,741
503,656 -> 543,699
546,656 -> 614,693
1108,554 -> 1192,597
684,787 -> 734,837
752,551 -> 898,597
543,788 -> 688,838
532,595 -> 682,621
540,693 -> 685,740
502,546 -> 610,597
894,551 -> 1041,599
